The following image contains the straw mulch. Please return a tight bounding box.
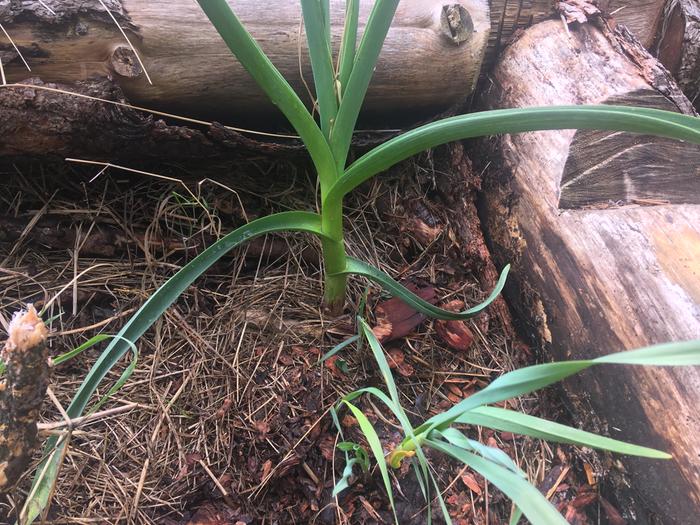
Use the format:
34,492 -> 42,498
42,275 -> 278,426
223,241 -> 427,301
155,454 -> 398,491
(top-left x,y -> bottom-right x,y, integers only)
0,147 -> 592,524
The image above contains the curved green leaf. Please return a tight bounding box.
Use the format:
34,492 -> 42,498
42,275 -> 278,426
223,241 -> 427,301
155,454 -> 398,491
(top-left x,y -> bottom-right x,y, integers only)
25,211 -> 327,524
336,257 -> 509,320
196,0 -> 337,187
455,406 -> 670,459
326,105 -> 700,205
428,440 -> 568,525
437,427 -> 524,475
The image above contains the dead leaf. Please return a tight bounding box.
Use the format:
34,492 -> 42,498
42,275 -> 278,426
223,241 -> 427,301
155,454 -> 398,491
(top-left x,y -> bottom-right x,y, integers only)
461,472 -> 483,495
401,217 -> 443,246
372,285 -> 437,342
583,462 -> 597,487
435,300 -> 475,351
260,459 -> 272,481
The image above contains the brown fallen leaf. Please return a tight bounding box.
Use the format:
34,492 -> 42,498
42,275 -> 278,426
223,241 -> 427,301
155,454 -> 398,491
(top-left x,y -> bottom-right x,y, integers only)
435,300 -> 475,351
461,472 -> 483,496
260,459 -> 272,481
372,284 -> 437,342
183,501 -> 243,525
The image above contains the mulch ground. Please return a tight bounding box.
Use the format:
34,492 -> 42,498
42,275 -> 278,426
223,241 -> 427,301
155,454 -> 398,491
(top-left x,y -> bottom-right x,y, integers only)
0,146 -> 622,524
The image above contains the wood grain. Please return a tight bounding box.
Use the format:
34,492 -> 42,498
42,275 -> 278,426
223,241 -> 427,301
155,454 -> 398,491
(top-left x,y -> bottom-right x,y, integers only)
479,19 -> 700,523
657,0 -> 700,107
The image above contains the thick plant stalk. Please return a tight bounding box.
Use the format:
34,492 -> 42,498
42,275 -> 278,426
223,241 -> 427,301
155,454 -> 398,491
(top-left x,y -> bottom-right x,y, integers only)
0,306 -> 49,492
321,205 -> 348,314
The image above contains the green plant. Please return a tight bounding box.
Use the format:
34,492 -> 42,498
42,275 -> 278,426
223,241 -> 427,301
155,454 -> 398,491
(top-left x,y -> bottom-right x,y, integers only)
330,318 -> 700,525
20,0 -> 700,522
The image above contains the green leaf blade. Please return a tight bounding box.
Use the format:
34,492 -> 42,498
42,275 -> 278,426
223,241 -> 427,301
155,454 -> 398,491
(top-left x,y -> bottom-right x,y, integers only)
457,406 -> 671,459
301,0 -> 338,138
332,0 -> 399,170
327,105 -> 700,203
428,440 -> 569,525
594,340 -> 700,366
340,257 -> 509,321
196,0 -> 337,187
343,401 -> 398,524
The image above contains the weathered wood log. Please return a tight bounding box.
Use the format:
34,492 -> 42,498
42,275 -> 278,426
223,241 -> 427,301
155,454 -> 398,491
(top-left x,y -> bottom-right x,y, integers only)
477,18 -> 700,524
0,306 -> 49,493
657,0 -> 700,107
1,0 -> 491,125
0,0 -> 667,122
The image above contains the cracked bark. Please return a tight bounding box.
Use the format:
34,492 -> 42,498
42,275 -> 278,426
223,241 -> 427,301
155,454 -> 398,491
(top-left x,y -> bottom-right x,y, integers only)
0,306 -> 49,493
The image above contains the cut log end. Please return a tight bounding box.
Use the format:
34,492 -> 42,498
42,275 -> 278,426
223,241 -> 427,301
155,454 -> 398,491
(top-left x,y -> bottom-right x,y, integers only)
0,305 -> 50,493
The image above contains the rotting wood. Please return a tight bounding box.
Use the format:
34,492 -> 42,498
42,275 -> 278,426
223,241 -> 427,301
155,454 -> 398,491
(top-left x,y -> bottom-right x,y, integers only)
656,0 -> 700,107
0,306 -> 50,493
477,17 -> 700,523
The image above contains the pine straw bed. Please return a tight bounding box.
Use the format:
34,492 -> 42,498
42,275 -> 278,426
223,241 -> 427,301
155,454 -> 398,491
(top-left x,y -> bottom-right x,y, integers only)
0,147 -> 599,524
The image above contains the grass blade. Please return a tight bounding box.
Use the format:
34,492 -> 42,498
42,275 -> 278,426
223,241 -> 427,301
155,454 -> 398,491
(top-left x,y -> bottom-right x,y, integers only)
421,340 -> 700,433
196,0 -> 337,188
320,334 -> 361,362
428,440 -> 568,525
301,0 -> 338,138
25,211 -> 327,523
437,427 -> 524,474
332,0 -> 399,169
343,400 -> 398,524
455,406 -> 670,458
327,105 -> 700,204
594,339 -> 700,366
339,258 -> 509,320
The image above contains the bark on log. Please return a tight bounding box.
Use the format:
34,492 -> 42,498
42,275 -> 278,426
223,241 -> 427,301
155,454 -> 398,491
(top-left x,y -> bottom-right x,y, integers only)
0,0 -> 491,125
477,19 -> 700,524
0,306 -> 49,492
656,0 -> 700,106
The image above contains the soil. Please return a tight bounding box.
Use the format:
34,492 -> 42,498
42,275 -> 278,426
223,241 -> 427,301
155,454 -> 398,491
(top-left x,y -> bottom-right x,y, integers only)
0,147 -> 621,524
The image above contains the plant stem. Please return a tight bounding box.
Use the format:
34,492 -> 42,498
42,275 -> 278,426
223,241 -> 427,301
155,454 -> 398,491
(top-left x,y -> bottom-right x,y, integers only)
321,202 -> 347,314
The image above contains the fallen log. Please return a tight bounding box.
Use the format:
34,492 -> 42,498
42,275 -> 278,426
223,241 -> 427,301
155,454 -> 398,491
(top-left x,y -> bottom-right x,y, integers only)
0,1 -> 674,161
0,306 -> 50,493
0,1 -> 668,119
656,0 -> 700,107
1,0 -> 491,125
477,18 -> 700,524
